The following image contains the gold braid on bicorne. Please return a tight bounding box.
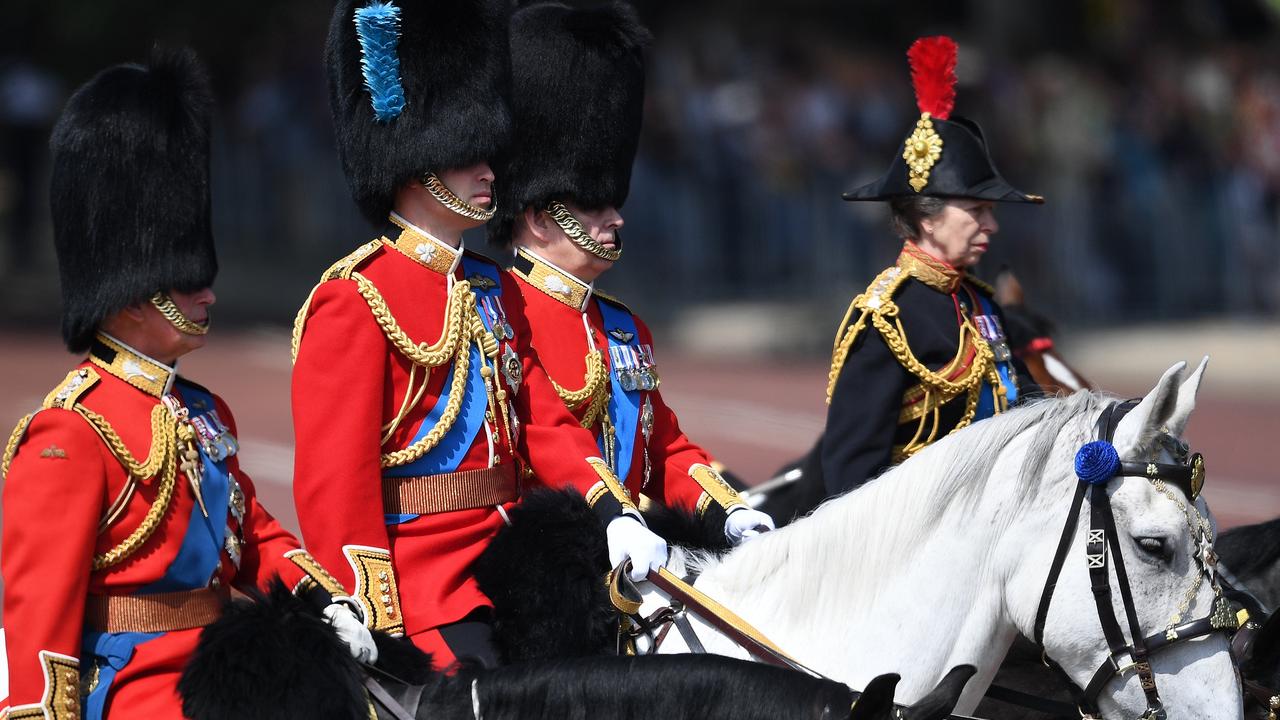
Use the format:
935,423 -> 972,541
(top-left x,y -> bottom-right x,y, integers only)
549,349 -> 609,430
826,266 -> 1004,461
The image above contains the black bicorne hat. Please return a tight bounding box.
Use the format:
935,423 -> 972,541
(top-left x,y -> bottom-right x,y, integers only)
326,0 -> 513,224
49,47 -> 218,354
486,0 -> 650,248
842,37 -> 1042,205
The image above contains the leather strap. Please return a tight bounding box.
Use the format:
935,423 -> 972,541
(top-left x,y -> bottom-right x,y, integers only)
382,465 -> 517,515
85,587 -> 229,633
645,566 -> 821,677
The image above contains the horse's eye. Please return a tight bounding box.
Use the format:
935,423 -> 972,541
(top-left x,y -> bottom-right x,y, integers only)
1135,536 -> 1171,562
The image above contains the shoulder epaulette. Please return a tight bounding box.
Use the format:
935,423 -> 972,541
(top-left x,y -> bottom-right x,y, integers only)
826,264 -> 911,403
323,239 -> 383,282
292,240 -> 384,364
593,289 -> 631,314
4,367 -> 101,479
965,274 -> 995,296
42,367 -> 101,410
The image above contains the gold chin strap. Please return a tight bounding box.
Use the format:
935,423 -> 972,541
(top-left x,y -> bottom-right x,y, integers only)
422,172 -> 496,222
545,200 -> 622,262
150,293 -> 209,336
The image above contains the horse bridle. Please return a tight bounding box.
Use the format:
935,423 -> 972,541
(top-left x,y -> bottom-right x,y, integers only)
1032,399 -> 1237,720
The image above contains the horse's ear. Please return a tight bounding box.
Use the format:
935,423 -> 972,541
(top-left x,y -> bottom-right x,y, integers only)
900,665 -> 975,720
1164,356 -> 1208,438
1113,362 -> 1186,458
849,673 -> 899,720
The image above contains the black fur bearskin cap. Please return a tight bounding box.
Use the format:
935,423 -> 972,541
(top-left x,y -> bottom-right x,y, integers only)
486,1 -> 650,248
325,0 -> 513,225
49,47 -> 218,354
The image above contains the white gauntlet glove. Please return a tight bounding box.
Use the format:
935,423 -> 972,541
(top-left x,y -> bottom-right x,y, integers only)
607,515 -> 669,582
724,507 -> 775,545
324,601 -> 379,665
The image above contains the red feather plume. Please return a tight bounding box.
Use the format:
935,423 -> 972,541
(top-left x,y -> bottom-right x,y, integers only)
907,36 -> 958,120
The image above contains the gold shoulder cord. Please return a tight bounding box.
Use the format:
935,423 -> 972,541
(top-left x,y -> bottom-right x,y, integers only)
292,240 -> 506,468
1,412 -> 35,479
826,266 -> 911,403
826,267 -> 1005,461
549,349 -> 609,430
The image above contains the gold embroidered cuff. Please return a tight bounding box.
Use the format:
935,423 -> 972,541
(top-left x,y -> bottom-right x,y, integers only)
585,457 -> 637,513
688,463 -> 747,517
286,549 -> 348,597
8,651 -> 81,720
343,546 -> 404,635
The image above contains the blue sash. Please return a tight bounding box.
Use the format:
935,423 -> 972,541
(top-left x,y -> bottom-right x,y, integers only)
142,384 -> 231,594
383,256 -> 502,524
973,293 -> 1018,421
81,631 -> 161,720
598,300 -> 642,480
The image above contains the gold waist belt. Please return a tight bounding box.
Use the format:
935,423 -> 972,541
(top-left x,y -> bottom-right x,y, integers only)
382,465 -> 518,515
85,587 -> 229,633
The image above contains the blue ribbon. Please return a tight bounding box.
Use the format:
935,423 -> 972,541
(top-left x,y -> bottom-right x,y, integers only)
383,257 -> 503,524
598,299 -> 642,480
973,293 -> 1018,421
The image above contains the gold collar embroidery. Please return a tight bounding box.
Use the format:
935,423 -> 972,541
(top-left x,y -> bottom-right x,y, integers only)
385,212 -> 462,276
89,333 -> 176,397
512,248 -> 593,312
897,242 -> 962,293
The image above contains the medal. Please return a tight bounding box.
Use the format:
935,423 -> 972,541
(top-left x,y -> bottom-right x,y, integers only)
501,344 -> 523,393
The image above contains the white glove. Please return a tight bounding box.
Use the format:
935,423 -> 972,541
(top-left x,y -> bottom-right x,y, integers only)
607,515 -> 669,582
724,507 -> 775,545
324,601 -> 379,665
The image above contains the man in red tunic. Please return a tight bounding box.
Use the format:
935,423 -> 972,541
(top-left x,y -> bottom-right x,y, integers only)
0,50 -> 373,720
293,0 -> 668,669
487,2 -> 775,541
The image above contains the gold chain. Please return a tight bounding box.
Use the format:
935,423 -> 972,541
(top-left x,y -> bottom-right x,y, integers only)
151,293 -> 208,336
545,201 -> 622,262
422,173 -> 496,222
1150,478 -> 1216,627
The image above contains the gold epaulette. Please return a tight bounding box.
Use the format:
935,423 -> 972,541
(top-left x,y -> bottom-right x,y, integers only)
3,368 -> 104,479
965,273 -> 995,296
292,240 -> 385,364
825,265 -> 911,403
592,289 -> 631,313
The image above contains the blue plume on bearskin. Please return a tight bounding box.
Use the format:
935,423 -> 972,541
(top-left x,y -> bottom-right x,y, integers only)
355,1 -> 407,122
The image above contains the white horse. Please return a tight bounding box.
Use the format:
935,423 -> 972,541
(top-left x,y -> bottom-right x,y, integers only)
643,360 -> 1241,718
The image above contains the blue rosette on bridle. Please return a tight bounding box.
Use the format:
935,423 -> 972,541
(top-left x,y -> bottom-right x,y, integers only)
1074,440 -> 1120,485
354,0 -> 407,123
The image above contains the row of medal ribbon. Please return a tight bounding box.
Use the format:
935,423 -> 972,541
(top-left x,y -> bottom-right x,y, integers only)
609,344 -> 659,392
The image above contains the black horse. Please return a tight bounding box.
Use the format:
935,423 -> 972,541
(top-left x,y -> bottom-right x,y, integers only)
179,580 -> 974,720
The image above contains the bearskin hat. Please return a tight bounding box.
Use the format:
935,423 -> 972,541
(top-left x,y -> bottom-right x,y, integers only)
325,0 -> 513,224
487,1 -> 650,248
49,47 -> 218,354
842,36 -> 1041,204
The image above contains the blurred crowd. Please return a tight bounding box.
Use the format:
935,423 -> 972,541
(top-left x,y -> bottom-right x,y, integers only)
1,0 -> 1278,332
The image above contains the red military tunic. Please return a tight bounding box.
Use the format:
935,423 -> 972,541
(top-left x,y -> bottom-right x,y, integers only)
508,248 -> 748,521
291,215 -> 633,665
1,334 -> 340,720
